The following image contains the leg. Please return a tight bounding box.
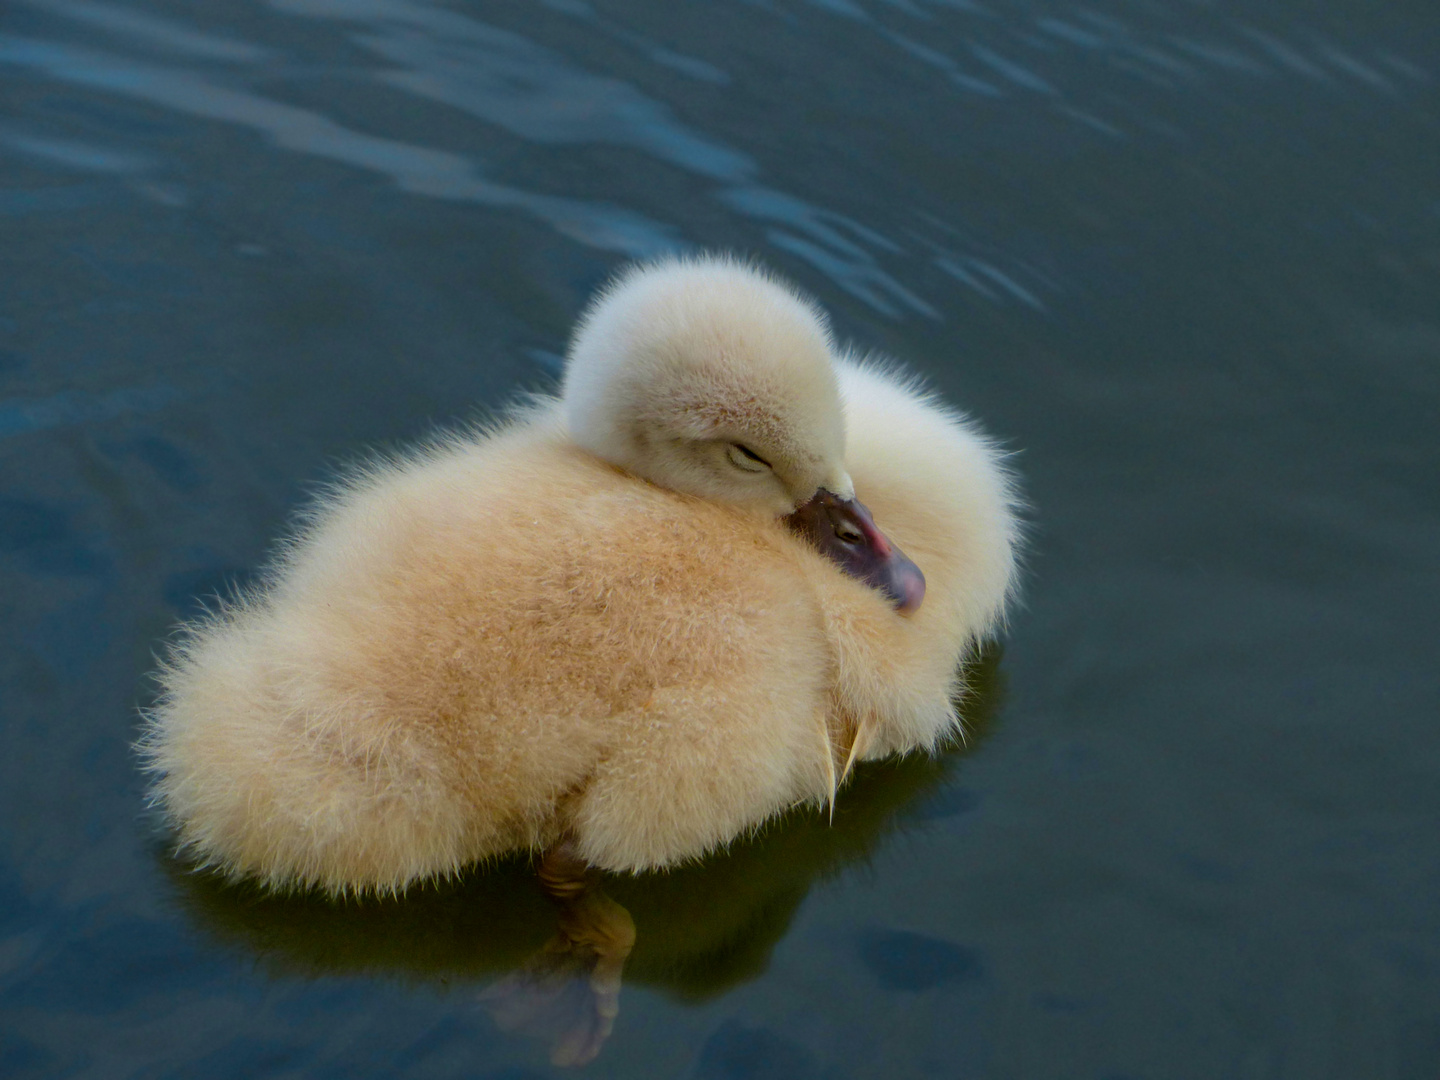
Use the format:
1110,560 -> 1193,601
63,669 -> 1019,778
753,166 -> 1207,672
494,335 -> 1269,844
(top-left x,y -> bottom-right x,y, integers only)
536,836 -> 595,901
481,839 -> 636,1067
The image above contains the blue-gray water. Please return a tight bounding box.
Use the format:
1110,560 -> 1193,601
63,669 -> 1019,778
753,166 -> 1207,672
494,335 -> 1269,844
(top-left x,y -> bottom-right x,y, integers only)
2,0 -> 1438,1076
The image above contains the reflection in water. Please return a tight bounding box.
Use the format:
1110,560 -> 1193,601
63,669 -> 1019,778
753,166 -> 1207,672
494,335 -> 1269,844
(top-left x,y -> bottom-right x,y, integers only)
164,644 -> 1006,1065
481,844 -> 637,1067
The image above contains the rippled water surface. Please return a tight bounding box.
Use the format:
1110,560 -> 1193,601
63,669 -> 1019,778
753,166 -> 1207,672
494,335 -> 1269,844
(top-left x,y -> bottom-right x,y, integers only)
3,0 -> 1439,1076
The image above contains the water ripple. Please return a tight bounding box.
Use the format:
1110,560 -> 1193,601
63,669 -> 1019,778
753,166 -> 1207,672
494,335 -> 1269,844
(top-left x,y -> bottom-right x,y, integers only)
268,0 -> 754,181
0,129 -> 152,174
1166,35 -> 1268,75
1312,41 -> 1398,92
15,0 -> 272,63
5,0 -> 1426,328
267,0 -> 945,317
1035,17 -> 1107,50
1234,26 -> 1331,82
538,0 -> 731,84
969,41 -> 1057,94
721,186 -> 935,318
0,34 -> 677,255
883,30 -> 1003,95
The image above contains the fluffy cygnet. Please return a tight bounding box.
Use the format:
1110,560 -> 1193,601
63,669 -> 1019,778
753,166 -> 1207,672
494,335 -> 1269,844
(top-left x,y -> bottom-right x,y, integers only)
141,255 -> 1019,895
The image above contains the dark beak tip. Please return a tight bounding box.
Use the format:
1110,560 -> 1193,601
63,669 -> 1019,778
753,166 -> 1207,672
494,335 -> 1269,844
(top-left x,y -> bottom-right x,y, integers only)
902,587 -> 925,616
788,490 -> 927,616
889,559 -> 927,616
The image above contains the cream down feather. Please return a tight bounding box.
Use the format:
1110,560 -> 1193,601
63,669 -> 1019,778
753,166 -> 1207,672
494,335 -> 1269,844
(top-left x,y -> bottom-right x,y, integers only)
140,255 -> 1020,894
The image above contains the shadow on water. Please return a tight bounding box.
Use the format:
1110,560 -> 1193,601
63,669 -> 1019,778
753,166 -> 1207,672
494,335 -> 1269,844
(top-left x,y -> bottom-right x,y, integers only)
160,642 -> 1006,1064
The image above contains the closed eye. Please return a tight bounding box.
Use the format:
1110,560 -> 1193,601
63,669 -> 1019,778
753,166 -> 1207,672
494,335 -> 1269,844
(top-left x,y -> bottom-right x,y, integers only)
726,443 -> 772,472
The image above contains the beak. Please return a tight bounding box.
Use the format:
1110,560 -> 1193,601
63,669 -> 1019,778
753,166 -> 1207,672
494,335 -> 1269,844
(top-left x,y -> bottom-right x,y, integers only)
785,490 -> 926,615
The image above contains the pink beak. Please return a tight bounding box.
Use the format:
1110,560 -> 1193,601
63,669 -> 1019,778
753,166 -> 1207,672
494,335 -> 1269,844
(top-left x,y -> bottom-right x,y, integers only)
785,490 -> 926,615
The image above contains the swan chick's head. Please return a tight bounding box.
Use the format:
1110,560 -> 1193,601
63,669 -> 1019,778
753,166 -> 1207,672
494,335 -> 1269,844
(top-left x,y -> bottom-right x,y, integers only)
563,254 -> 925,614
562,255 -> 853,518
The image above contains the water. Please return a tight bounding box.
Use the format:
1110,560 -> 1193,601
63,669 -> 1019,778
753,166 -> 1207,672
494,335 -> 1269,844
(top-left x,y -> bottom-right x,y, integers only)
2,0 -> 1438,1075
